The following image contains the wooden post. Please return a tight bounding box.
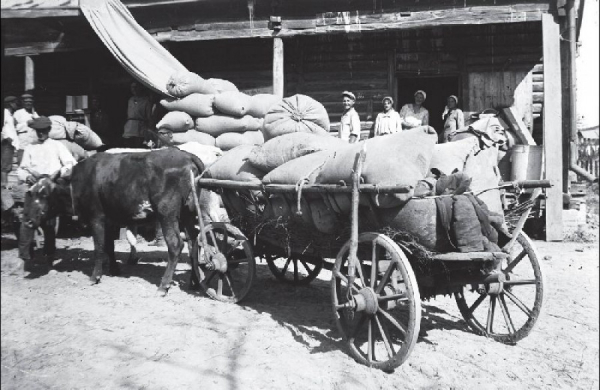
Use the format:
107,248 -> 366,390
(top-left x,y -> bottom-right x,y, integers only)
25,56 -> 34,91
542,13 -> 563,241
273,37 -> 284,98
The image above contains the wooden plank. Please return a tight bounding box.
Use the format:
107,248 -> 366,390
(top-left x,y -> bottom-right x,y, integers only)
542,13 -> 563,241
532,74 -> 544,82
273,37 -> 284,98
501,107 -> 536,145
532,92 -> 544,103
152,4 -> 549,42
0,9 -> 80,18
532,82 -> 544,92
533,103 -> 543,113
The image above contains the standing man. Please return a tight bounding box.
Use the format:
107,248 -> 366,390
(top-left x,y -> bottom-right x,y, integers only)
13,93 -> 39,163
15,116 -> 77,275
123,81 -> 153,149
2,96 -> 19,187
374,96 -> 402,137
339,91 -> 361,143
89,95 -> 112,147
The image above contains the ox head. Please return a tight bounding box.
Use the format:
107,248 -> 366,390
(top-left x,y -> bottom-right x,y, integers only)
451,111 -> 508,150
22,174 -> 60,229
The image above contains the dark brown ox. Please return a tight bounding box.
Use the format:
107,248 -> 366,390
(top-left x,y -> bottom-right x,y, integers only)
22,147 -> 207,295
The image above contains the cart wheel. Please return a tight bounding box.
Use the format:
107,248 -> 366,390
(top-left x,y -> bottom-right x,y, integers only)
265,254 -> 323,285
455,231 -> 544,343
191,222 -> 256,303
331,233 -> 421,370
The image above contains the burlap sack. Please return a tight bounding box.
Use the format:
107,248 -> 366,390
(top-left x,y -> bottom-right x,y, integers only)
310,198 -> 338,234
176,142 -> 223,165
172,130 -> 217,147
157,111 -> 195,133
160,94 -> 215,117
316,127 -> 438,207
430,137 -> 479,176
262,94 -> 330,141
464,146 -> 503,216
48,115 -> 68,140
246,94 -> 283,118
248,132 -> 346,173
262,149 -> 333,185
207,144 -> 264,183
452,195 -> 485,252
216,130 -> 264,151
166,71 -> 216,97
70,122 -> 103,150
213,91 -> 253,117
208,78 -> 238,93
196,115 -> 262,137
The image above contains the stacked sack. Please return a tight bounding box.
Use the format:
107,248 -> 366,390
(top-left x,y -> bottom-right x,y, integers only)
160,71 -> 284,150
48,115 -> 102,161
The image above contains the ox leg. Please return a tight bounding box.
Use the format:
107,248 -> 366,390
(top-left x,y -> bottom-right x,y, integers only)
90,218 -> 108,284
42,218 -> 57,268
106,222 -> 121,276
182,218 -> 200,290
157,218 -> 183,296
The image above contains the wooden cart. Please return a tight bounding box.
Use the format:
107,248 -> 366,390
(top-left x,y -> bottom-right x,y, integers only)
191,151 -> 551,370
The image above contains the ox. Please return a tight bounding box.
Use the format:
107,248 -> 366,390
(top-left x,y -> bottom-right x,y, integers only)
22,147 -> 219,295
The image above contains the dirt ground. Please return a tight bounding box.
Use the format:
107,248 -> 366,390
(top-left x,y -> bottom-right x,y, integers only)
2,184 -> 599,390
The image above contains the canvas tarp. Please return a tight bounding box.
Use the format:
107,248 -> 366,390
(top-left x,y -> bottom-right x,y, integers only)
80,0 -> 187,96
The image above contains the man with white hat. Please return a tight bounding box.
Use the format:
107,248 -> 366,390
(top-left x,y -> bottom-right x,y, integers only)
339,91 -> 361,143
374,96 -> 402,136
13,93 -> 39,163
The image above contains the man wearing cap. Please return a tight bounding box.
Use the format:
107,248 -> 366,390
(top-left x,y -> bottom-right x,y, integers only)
374,96 -> 402,137
123,81 -> 154,148
339,91 -> 361,143
15,116 -> 77,272
13,93 -> 39,163
2,96 -> 19,187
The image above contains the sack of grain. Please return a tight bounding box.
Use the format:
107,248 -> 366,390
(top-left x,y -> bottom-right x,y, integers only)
216,130 -> 264,151
176,142 -> 223,166
316,127 -> 438,208
166,71 -> 216,97
57,139 -> 86,161
196,115 -> 262,137
262,149 -> 333,185
246,94 -> 283,118
248,132 -> 346,173
208,78 -> 239,93
68,122 -> 103,150
262,94 -> 330,141
463,146 -> 503,216
309,198 -> 338,234
213,91 -> 253,117
157,111 -> 195,133
160,94 -> 215,117
48,115 -> 68,140
207,144 -> 265,183
452,195 -> 485,252
171,130 -> 216,147
429,136 -> 479,176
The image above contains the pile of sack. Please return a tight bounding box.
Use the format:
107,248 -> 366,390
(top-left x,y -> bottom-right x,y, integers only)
48,115 -> 103,161
158,71 -> 288,151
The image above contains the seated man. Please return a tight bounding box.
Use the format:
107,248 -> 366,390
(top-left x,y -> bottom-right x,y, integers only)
13,116 -> 77,275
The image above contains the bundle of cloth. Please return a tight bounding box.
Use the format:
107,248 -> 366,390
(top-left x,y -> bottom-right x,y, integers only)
158,71 -> 288,150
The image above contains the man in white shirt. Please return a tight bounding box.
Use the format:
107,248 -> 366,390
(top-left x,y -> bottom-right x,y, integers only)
2,96 -> 19,187
339,91 -> 361,143
374,96 -> 402,136
14,116 -> 77,274
13,93 -> 39,163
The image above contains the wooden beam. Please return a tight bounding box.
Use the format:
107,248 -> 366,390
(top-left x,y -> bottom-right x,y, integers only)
502,107 -> 536,145
273,37 -> 284,98
25,56 -> 34,91
151,4 -> 549,42
4,41 -> 92,57
542,13 -> 563,241
0,9 -> 80,19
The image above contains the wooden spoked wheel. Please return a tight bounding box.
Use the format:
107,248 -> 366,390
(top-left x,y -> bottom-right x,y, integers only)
455,231 -> 544,343
331,233 -> 421,370
265,254 -> 324,285
191,222 -> 256,303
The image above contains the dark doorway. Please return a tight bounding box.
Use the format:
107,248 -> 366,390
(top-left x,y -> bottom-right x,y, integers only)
397,76 -> 460,141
